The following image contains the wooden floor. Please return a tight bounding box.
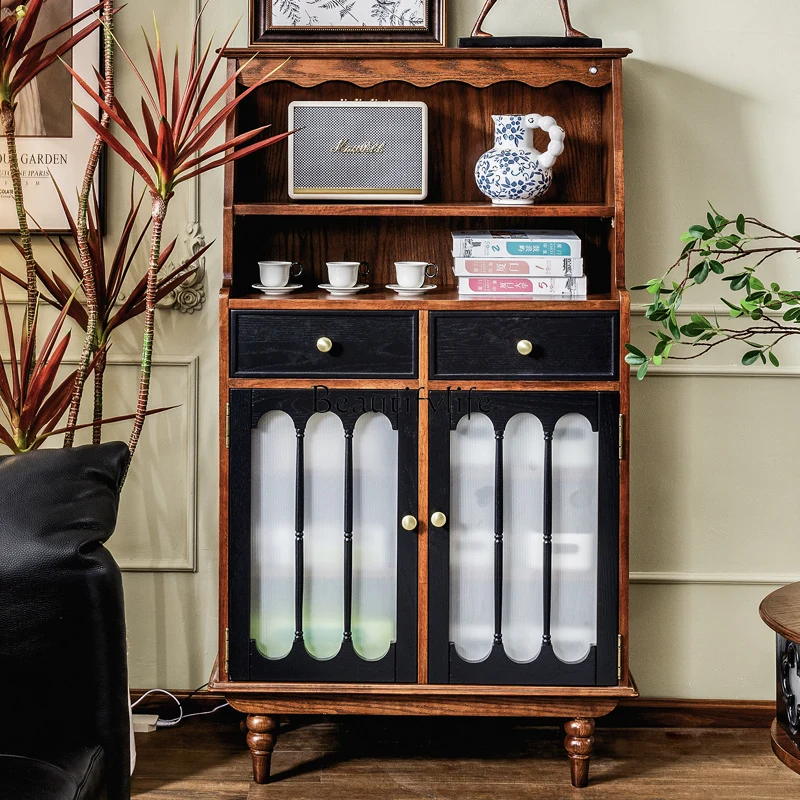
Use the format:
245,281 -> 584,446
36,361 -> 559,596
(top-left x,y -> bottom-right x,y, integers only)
131,714 -> 800,799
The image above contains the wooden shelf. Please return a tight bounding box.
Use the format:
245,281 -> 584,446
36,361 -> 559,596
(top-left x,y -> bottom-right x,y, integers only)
229,287 -> 619,311
225,47 -> 633,60
233,202 -> 615,218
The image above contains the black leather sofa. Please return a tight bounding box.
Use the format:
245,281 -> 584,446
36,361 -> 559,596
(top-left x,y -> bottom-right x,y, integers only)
0,442 -> 132,800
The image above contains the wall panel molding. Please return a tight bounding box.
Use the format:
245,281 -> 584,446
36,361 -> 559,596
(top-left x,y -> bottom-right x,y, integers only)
632,303 -> 727,316
630,571 -> 800,586
61,354 -> 200,573
630,364 -> 800,378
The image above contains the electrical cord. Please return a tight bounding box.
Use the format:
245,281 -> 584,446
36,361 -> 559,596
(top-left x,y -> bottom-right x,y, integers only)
131,684 -> 229,729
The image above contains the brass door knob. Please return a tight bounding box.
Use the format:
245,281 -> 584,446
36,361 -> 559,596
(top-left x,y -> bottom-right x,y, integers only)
401,515 -> 418,531
517,339 -> 533,356
430,511 -> 447,528
316,336 -> 333,353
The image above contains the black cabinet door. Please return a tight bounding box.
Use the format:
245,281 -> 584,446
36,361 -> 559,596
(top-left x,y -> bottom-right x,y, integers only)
427,391 -> 619,686
229,388 -> 418,683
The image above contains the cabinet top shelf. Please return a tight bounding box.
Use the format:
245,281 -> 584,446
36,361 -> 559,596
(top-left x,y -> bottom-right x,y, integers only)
232,202 -> 615,219
228,287 -> 620,311
224,47 -> 632,60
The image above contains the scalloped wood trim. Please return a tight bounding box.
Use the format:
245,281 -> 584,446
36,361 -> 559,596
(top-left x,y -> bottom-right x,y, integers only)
236,55 -> 619,89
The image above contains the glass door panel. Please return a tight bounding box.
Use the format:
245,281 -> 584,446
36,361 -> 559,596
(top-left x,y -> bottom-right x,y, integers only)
449,412 -> 495,662
229,388 -> 418,683
551,413 -> 599,663
428,390 -> 618,686
303,411 -> 345,659
352,412 -> 398,661
251,410 -> 296,658
503,413 -> 545,663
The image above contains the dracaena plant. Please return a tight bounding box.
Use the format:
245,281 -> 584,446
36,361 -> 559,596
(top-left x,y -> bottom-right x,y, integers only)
626,206 -> 800,379
0,0 -> 107,335
64,17 -> 290,456
1,178 -> 211,443
0,278 -> 79,453
66,0 -> 115,448
0,277 -> 171,453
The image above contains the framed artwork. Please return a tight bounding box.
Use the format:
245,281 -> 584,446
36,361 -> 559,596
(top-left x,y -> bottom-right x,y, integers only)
251,0 -> 445,46
0,0 -> 102,233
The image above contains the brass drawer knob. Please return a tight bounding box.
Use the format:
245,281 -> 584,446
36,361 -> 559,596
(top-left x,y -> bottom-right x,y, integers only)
316,336 -> 333,353
401,515 -> 418,531
517,339 -> 533,356
430,511 -> 447,528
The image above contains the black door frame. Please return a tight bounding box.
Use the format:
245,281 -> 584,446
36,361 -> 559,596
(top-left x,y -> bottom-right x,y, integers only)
427,390 -> 619,686
229,387 -> 418,683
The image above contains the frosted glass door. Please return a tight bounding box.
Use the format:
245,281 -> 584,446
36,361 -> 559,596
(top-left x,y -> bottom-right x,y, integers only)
229,388 -> 417,683
429,391 -> 618,687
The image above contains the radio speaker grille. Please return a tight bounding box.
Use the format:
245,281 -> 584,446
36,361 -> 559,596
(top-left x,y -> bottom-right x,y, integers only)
291,105 -> 424,193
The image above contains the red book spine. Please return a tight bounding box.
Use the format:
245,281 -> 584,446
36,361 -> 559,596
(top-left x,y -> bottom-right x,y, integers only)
463,260 -> 531,274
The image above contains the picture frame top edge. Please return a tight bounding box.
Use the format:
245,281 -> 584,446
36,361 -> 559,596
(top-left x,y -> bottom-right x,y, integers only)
250,0 -> 445,47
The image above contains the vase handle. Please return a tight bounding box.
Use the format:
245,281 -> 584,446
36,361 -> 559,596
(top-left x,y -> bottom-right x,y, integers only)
524,114 -> 565,169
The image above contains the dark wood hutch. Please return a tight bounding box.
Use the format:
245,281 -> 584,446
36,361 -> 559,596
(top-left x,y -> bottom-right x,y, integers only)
211,46 -> 636,789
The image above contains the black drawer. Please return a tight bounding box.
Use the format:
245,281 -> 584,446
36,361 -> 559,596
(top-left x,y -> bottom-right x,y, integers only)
231,310 -> 418,378
429,312 -> 618,380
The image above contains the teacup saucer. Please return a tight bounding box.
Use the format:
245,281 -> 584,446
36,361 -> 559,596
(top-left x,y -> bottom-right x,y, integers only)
386,283 -> 437,297
253,282 -> 302,296
319,283 -> 369,297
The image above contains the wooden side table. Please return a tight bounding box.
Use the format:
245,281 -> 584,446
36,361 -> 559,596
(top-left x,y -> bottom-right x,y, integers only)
760,582 -> 800,774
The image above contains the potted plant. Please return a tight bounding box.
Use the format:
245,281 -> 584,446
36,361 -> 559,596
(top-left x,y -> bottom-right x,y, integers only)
626,207 -> 800,377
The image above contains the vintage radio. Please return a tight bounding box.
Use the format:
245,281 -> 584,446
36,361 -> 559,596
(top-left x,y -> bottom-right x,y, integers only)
288,100 -> 428,201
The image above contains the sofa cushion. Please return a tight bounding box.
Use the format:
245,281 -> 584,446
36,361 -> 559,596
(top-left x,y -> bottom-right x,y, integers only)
0,745 -> 105,800
0,442 -> 131,799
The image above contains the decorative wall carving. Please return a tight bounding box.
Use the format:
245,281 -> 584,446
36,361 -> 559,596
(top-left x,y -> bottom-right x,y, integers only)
157,221 -> 207,314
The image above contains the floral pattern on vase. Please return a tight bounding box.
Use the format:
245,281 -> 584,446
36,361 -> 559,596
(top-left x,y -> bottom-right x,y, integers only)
475,113 -> 565,205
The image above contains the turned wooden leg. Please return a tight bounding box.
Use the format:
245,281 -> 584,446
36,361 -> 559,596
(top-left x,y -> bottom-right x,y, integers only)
246,714 -> 279,784
564,717 -> 595,788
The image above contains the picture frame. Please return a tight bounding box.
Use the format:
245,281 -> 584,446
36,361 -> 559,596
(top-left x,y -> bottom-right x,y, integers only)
0,0 -> 102,233
251,0 -> 445,47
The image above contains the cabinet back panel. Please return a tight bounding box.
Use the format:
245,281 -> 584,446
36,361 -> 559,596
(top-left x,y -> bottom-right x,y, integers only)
232,216 -> 611,295
233,81 -> 608,205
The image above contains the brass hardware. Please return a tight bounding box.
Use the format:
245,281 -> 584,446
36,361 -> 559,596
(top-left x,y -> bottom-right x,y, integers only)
517,339 -> 533,356
225,628 -> 230,676
618,414 -> 625,460
401,514 -> 418,531
430,511 -> 447,528
317,336 -> 333,353
225,403 -> 230,449
617,633 -> 623,681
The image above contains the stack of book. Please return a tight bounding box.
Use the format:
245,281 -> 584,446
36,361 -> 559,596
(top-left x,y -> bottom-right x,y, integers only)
451,230 -> 586,297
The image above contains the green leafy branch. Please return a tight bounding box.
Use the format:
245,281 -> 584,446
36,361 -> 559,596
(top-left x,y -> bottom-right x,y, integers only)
626,206 -> 800,379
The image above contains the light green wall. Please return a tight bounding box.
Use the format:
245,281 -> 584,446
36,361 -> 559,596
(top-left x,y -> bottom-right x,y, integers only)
13,0 -> 800,698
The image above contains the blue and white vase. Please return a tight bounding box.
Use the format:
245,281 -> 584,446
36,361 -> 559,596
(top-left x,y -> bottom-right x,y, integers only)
475,113 -> 565,205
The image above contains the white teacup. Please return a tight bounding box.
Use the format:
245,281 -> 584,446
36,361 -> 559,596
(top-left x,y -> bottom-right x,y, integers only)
326,261 -> 370,289
395,261 -> 438,289
258,260 -> 302,288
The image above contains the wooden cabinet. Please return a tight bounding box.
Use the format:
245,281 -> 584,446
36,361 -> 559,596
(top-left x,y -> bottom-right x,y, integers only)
214,47 -> 636,790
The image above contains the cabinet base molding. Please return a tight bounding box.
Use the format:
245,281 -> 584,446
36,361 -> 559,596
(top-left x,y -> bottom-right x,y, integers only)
226,694 -> 623,718
131,687 -> 770,728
